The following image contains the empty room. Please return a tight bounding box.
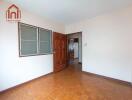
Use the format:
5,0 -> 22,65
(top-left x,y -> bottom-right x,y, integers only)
0,0 -> 132,100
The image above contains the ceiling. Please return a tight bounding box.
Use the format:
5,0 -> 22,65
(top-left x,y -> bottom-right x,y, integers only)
4,0 -> 132,24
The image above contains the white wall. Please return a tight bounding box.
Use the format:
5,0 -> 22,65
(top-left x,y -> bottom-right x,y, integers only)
0,1 -> 65,91
65,6 -> 132,82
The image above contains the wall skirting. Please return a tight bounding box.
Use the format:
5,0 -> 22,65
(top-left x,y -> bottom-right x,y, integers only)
83,71 -> 132,87
0,72 -> 53,93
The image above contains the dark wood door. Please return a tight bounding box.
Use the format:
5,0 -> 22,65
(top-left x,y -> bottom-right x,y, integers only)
53,32 -> 67,72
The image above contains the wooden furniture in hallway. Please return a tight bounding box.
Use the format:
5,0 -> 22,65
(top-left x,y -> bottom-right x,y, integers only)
53,32 -> 67,72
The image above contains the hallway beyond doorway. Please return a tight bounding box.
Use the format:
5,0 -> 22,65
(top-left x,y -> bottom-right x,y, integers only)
67,32 -> 82,65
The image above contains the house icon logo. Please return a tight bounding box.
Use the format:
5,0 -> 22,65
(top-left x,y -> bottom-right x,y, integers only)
6,4 -> 21,21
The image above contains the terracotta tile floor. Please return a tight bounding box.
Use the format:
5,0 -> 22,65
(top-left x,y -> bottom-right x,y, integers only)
0,63 -> 132,100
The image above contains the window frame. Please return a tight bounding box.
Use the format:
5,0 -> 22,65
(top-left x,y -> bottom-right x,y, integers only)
18,22 -> 53,57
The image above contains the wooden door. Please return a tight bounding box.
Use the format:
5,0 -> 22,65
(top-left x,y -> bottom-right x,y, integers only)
53,32 -> 67,72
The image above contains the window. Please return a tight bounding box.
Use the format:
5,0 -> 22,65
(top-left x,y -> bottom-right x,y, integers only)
19,22 -> 52,57
39,28 -> 52,54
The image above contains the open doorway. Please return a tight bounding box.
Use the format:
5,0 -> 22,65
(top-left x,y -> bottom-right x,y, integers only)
67,32 -> 82,68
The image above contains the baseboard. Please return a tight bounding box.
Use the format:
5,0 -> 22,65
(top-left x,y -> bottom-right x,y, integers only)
0,72 -> 53,93
83,71 -> 132,87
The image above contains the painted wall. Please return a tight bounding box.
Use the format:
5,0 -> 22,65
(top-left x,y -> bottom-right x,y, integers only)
65,6 -> 132,82
0,1 -> 65,91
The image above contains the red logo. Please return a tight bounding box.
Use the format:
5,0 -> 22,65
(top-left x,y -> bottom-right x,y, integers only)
6,4 -> 21,21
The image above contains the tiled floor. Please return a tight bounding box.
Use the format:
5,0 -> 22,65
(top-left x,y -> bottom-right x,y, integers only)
0,63 -> 132,100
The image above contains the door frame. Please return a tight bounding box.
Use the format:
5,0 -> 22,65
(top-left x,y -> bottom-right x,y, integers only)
67,32 -> 82,64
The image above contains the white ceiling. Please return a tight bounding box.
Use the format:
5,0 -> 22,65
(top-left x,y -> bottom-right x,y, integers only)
4,0 -> 132,24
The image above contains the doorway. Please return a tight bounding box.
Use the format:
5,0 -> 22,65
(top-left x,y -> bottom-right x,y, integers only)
53,32 -> 82,72
67,32 -> 82,67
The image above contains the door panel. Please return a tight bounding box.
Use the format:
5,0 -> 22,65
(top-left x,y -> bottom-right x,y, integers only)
53,32 -> 67,72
